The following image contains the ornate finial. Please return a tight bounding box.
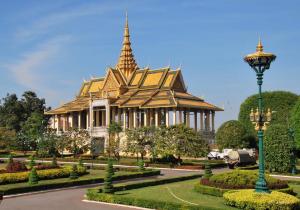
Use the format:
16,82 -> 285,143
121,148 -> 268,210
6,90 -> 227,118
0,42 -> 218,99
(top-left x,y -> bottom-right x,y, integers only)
256,37 -> 263,52
115,12 -> 138,80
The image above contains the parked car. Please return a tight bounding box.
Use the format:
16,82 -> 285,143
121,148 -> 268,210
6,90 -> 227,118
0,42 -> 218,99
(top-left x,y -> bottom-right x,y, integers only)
225,150 -> 256,169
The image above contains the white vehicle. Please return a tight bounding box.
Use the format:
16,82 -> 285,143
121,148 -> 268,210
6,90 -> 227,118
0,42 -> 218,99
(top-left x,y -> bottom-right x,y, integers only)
207,148 -> 233,160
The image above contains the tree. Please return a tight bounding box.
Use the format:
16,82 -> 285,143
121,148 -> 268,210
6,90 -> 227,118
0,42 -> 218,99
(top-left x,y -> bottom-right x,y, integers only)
157,124 -> 209,163
125,127 -> 154,160
290,98 -> 300,149
107,122 -> 123,160
103,159 -> 114,194
65,128 -> 90,158
0,127 -> 16,150
239,91 -> 298,135
56,132 -> 69,158
52,155 -> 58,167
28,167 -> 39,185
265,124 -> 293,173
216,120 -> 253,150
37,129 -> 59,157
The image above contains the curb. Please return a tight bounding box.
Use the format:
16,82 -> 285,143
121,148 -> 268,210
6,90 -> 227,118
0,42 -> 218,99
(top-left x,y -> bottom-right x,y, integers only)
270,174 -> 300,179
82,199 -> 154,210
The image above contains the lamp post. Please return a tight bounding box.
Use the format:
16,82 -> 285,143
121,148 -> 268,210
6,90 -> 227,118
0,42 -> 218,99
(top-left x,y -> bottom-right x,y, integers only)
244,39 -> 276,193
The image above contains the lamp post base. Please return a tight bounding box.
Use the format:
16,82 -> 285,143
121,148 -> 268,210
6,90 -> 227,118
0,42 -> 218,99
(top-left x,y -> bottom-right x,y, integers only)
255,178 -> 270,193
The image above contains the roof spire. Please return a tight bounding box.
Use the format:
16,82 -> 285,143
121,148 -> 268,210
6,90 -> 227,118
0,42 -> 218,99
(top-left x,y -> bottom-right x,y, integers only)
116,12 -> 138,80
256,37 -> 263,52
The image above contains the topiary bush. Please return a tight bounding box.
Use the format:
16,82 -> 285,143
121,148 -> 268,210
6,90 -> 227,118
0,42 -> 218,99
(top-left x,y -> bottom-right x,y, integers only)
203,170 -> 288,190
138,160 -> 145,172
28,167 -> 38,185
78,156 -> 84,167
29,155 -> 36,169
69,165 -> 79,179
289,97 -> 300,150
202,163 -> 213,179
264,124 -> 293,173
103,159 -> 114,194
216,120 -> 253,150
51,155 -> 58,168
223,189 -> 300,210
239,91 -> 299,135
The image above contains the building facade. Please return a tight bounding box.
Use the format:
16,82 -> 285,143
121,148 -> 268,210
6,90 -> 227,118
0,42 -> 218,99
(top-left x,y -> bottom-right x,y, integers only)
45,15 -> 223,153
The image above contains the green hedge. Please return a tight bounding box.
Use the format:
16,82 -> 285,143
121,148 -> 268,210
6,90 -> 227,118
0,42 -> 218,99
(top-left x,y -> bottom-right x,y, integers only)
0,166 -> 87,185
194,183 -> 295,197
224,189 -> 300,210
86,191 -> 217,210
206,170 -> 288,189
98,174 -> 202,193
0,170 -> 160,195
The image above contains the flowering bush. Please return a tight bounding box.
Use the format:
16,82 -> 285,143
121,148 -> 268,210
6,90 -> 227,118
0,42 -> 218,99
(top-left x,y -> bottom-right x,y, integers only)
6,161 -> 27,173
223,189 -> 300,210
0,166 -> 87,185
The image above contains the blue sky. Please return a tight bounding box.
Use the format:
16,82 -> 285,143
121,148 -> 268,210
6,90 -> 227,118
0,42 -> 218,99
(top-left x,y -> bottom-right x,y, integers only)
0,0 -> 299,128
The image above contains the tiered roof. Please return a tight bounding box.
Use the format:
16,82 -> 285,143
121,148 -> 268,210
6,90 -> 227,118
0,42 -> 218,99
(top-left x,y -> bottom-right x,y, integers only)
45,15 -> 223,115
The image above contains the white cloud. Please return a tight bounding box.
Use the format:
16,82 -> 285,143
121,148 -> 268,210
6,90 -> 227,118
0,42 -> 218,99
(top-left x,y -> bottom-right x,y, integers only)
15,2 -> 123,40
5,35 -> 72,89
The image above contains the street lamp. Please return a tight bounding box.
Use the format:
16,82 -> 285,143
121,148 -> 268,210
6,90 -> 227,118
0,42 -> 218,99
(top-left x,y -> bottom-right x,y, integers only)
244,39 -> 276,193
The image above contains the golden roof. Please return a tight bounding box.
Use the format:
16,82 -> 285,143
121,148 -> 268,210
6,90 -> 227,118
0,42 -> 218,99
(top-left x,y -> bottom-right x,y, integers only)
244,38 -> 276,63
115,13 -> 138,81
46,14 -> 223,115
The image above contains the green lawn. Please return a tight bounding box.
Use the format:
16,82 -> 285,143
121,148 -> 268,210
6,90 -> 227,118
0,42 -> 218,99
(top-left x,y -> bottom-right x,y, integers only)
0,169 -> 133,192
114,178 -> 235,210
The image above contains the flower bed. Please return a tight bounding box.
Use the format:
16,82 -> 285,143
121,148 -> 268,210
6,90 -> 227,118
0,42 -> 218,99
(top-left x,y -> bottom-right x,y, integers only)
223,189 -> 300,210
0,166 -> 87,185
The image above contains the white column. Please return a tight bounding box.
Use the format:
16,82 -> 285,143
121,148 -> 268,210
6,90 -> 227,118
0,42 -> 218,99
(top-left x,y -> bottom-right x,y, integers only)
155,109 -> 159,127
133,108 -> 137,128
106,105 -> 110,126
62,115 -> 66,131
144,109 -> 148,126
78,112 -> 81,129
179,110 -> 182,124
52,115 -> 56,130
95,110 -> 99,127
123,109 -> 127,129
89,104 -> 93,130
200,111 -> 204,130
186,110 -> 190,127
194,111 -> 197,131
173,108 -> 176,125
86,111 -> 89,129
212,111 -> 215,132
165,108 -> 169,127
118,108 -> 121,123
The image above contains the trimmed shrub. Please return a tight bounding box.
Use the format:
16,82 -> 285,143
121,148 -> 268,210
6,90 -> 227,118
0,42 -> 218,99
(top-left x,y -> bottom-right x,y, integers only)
78,157 -> 84,167
29,155 -> 36,169
103,159 -> 114,194
28,167 -> 38,185
138,160 -> 145,172
6,160 -> 27,173
223,189 -> 300,210
239,91 -> 299,135
51,156 -> 58,167
194,182 -> 295,197
265,124 -> 293,173
35,164 -> 58,170
8,154 -> 13,164
216,120 -> 252,150
202,163 -> 213,179
204,170 -> 288,189
69,165 -> 79,179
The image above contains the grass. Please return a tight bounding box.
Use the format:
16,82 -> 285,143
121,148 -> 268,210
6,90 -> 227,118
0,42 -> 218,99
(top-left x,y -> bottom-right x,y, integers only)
113,178 -> 235,209
0,169 -> 134,192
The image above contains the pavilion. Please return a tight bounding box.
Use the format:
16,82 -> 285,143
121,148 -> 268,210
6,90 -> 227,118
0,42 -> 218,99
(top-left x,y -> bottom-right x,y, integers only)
45,15 -> 223,153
